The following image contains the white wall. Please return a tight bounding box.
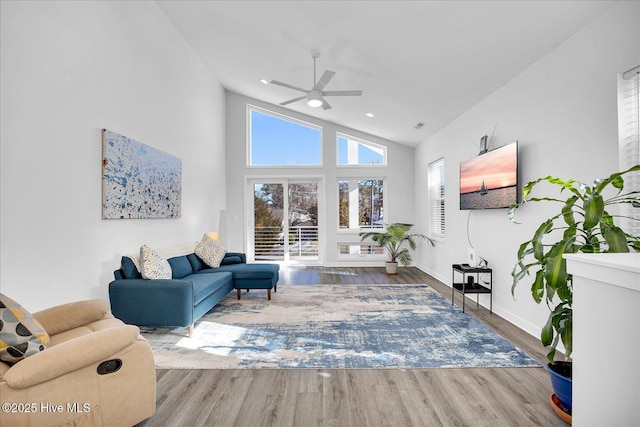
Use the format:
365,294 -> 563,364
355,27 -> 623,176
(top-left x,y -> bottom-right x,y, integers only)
414,1 -> 640,339
225,92 -> 415,265
0,1 -> 226,311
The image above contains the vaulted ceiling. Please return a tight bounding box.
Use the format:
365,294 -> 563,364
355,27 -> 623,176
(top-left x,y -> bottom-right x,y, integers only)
157,1 -> 614,146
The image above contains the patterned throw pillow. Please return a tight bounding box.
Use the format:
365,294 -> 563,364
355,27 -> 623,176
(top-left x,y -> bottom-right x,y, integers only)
0,294 -> 50,364
140,245 -> 172,279
194,233 -> 226,268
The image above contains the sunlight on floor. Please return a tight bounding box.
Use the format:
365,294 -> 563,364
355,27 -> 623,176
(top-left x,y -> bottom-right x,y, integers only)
321,269 -> 359,276
175,321 -> 247,356
285,266 -> 359,276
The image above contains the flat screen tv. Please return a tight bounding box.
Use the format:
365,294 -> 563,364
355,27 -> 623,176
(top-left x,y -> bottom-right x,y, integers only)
460,141 -> 518,210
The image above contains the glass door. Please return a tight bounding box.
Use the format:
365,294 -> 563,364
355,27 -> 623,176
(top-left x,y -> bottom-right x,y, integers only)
252,182 -> 285,261
249,179 -> 320,263
287,182 -> 318,260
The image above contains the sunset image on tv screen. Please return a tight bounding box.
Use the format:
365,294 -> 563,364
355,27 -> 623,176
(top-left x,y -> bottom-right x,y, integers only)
460,142 -> 518,210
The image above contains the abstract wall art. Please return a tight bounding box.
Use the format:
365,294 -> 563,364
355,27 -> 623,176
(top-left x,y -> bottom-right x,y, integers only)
102,129 -> 182,219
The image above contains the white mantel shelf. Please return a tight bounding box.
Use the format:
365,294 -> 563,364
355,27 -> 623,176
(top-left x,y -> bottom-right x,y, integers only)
564,253 -> 640,427
565,253 -> 640,291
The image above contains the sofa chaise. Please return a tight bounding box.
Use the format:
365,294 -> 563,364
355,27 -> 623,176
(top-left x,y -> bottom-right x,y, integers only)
109,245 -> 279,337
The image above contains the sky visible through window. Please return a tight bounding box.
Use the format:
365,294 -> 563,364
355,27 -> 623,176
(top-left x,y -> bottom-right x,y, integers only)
250,109 -> 321,165
337,136 -> 385,165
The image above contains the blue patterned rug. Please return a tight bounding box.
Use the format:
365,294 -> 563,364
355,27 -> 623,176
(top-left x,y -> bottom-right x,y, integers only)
141,284 -> 539,369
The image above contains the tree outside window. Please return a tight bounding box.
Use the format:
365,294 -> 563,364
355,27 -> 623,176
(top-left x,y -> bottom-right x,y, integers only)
339,179 -> 384,229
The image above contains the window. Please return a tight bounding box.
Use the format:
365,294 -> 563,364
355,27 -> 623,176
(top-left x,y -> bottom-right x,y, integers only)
428,158 -> 445,239
248,107 -> 322,166
337,133 -> 386,166
618,65 -> 640,235
338,179 -> 384,230
337,243 -> 385,259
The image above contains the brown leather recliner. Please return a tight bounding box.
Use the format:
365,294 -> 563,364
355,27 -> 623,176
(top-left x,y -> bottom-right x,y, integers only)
0,299 -> 156,426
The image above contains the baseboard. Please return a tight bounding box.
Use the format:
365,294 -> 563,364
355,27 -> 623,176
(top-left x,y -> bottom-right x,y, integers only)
492,307 -> 541,340
415,263 -> 449,285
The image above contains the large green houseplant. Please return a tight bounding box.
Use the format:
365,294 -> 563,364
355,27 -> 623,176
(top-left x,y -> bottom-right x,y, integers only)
509,165 -> 640,412
360,223 -> 433,274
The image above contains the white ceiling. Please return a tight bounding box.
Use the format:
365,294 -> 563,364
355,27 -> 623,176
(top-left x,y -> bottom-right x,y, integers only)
157,1 -> 614,147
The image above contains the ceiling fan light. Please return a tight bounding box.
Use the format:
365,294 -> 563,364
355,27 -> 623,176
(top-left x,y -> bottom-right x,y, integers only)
307,95 -> 323,108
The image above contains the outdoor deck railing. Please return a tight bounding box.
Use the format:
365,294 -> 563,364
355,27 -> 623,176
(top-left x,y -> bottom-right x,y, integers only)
254,225 -> 319,258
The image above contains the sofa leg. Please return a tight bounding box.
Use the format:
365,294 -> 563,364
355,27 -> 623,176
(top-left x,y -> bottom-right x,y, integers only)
274,284 -> 277,292
267,289 -> 271,300
188,325 -> 194,338
237,289 -> 241,300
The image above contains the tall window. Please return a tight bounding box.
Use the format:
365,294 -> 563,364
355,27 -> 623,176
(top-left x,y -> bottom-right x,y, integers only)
618,66 -> 640,235
338,179 -> 384,230
248,107 -> 322,166
428,158 -> 445,239
337,133 -> 386,166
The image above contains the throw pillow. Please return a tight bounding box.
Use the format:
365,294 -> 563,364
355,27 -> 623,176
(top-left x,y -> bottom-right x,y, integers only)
140,245 -> 172,279
121,256 -> 142,279
0,294 -> 50,364
194,233 -> 226,268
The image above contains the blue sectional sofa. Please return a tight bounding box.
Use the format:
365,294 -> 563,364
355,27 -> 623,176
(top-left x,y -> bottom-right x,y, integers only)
109,251 -> 279,337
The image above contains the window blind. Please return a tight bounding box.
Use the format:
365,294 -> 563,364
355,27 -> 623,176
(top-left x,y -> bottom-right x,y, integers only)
619,65 -> 640,235
428,158 -> 445,239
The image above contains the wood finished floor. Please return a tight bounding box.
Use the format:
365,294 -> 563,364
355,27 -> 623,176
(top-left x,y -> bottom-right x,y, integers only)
139,267 -> 565,427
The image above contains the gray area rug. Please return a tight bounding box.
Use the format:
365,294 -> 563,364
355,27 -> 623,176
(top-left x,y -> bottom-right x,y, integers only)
141,284 -> 539,369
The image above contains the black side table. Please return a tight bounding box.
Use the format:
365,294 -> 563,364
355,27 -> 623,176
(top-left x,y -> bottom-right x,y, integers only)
451,264 -> 493,313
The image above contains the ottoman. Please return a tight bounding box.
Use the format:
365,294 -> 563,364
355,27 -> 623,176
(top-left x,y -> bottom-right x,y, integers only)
214,263 -> 280,300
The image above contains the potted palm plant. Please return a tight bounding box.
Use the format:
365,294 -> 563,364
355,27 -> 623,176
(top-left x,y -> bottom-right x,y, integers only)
509,165 -> 640,417
360,223 -> 434,274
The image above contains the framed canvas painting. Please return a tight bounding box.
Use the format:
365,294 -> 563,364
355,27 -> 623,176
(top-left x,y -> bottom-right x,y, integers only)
102,129 -> 182,219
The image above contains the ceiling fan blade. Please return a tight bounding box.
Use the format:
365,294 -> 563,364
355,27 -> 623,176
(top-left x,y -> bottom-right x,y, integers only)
270,80 -> 309,94
279,95 -> 306,106
313,70 -> 336,91
321,99 -> 332,110
323,90 -> 363,97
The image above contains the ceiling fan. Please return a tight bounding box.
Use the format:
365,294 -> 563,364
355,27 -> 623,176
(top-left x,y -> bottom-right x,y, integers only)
270,49 -> 363,110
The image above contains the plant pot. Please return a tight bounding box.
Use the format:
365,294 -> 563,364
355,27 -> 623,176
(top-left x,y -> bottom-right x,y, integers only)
550,394 -> 572,424
547,361 -> 572,412
385,261 -> 398,275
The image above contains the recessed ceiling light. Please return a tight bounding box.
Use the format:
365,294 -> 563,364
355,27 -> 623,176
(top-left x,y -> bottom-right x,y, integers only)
260,79 -> 269,84
365,113 -> 375,118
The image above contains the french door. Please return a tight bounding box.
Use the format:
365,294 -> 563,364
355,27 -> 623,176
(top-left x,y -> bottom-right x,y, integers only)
247,178 -> 321,263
